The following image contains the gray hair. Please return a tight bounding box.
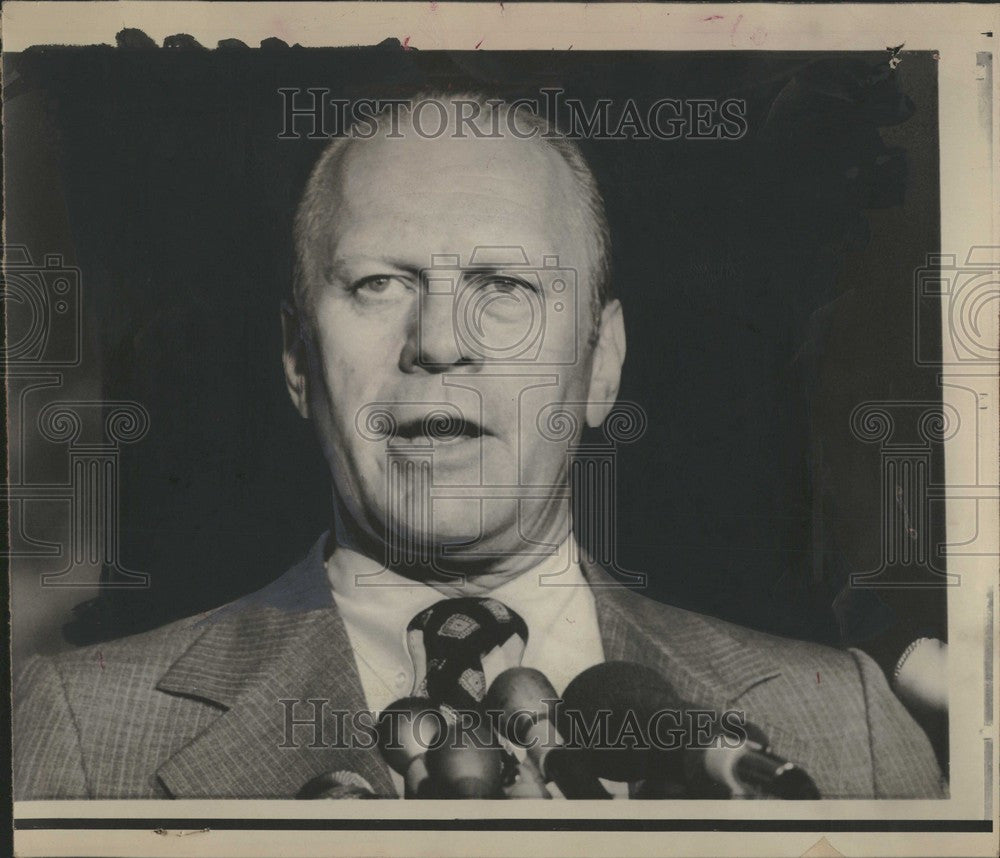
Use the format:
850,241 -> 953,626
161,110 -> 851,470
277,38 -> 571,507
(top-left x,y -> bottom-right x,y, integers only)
292,91 -> 613,337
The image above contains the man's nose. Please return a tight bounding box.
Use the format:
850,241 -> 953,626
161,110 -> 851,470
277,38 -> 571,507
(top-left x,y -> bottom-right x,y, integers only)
398,292 -> 482,374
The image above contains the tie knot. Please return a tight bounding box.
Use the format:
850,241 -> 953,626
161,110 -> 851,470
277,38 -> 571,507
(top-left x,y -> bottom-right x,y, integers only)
406,597 -> 528,712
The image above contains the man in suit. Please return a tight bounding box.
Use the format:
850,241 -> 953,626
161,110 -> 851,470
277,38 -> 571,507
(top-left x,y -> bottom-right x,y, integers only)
14,91 -> 945,800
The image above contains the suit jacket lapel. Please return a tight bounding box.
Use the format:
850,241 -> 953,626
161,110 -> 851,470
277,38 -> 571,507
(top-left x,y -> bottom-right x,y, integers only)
582,557 -> 779,701
582,558 -> 816,773
154,535 -> 396,799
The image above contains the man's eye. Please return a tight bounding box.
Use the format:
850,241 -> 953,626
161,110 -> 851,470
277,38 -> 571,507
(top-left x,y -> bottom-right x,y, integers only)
474,275 -> 537,295
351,275 -> 411,299
466,274 -> 541,325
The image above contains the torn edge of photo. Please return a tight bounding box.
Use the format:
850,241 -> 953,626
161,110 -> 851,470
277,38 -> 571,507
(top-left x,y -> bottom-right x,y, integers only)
3,3 -> 998,858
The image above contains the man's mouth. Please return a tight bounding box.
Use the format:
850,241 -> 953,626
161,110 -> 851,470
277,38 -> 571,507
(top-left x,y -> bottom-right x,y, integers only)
389,415 -> 487,446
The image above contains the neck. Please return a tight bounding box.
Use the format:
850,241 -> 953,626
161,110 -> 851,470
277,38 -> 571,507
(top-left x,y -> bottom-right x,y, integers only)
329,493 -> 575,597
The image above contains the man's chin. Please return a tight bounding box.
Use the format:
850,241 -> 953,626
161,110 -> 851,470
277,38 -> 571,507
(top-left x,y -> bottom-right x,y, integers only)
379,498 -> 520,561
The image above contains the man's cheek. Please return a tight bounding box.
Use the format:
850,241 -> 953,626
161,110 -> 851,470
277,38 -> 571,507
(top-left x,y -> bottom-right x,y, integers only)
508,391 -> 576,485
535,309 -> 583,365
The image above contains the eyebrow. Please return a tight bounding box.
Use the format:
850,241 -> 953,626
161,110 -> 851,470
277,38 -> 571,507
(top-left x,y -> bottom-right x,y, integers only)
323,255 -> 423,281
327,256 -> 537,281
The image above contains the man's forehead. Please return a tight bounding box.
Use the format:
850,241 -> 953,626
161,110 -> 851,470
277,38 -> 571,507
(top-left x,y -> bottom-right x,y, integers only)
343,125 -> 572,185
336,130 -> 576,204
324,132 -> 589,265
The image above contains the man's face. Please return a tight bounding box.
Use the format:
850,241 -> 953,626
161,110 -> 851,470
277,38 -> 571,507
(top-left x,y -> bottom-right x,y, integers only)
285,127 -> 624,571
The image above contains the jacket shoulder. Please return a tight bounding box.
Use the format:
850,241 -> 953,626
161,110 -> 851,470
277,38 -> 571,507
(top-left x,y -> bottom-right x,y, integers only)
594,580 -> 944,798
13,577 -> 288,799
597,578 -> 859,698
40,608 -> 216,673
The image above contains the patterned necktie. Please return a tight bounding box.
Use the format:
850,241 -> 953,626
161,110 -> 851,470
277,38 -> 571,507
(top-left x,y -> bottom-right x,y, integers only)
406,597 -> 528,716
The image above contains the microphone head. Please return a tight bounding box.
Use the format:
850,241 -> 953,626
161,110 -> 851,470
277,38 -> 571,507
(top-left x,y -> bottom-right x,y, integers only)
561,661 -> 683,783
297,770 -> 378,799
563,661 -> 682,712
377,696 -> 443,776
769,763 -> 821,800
425,719 -> 504,798
562,663 -> 818,799
483,667 -> 558,744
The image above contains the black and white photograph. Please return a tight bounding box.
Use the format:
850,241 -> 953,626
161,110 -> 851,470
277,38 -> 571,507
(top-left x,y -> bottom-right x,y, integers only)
4,3 -> 998,857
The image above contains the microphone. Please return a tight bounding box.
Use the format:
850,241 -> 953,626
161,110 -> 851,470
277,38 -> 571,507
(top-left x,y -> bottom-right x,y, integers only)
690,721 -> 819,800
424,717 -> 505,798
893,638 -> 947,714
502,752 -> 552,799
376,696 -> 442,798
484,667 -> 611,799
297,770 -> 379,799
562,661 -> 820,799
891,637 -> 948,768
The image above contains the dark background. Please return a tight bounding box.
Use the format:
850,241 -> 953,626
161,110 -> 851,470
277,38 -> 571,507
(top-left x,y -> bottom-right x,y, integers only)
5,46 -> 946,678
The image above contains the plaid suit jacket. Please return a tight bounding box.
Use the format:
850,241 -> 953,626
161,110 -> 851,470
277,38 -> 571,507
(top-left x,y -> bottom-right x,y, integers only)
14,534 -> 945,800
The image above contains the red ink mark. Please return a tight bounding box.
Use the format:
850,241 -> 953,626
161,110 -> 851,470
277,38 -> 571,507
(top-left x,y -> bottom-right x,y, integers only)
816,672 -> 821,684
750,27 -> 767,46
430,1 -> 438,9
729,13 -> 744,46
97,650 -> 105,670
402,36 -> 412,50
703,15 -> 724,21
474,38 -> 484,49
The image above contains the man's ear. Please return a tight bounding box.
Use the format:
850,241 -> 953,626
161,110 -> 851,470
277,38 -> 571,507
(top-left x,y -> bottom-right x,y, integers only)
586,299 -> 626,427
281,300 -> 310,419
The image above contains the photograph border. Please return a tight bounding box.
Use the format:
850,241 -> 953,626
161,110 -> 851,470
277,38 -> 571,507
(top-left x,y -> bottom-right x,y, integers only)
5,3 -> 998,856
